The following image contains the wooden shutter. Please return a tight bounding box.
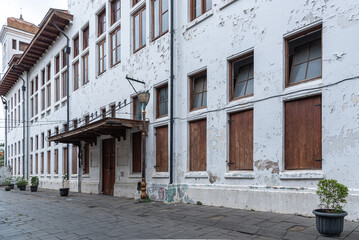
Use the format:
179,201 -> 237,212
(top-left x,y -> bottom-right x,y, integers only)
54,150 -> 58,174
84,144 -> 89,174
63,148 -> 68,174
156,126 -> 168,172
229,110 -> 253,170
132,132 -> 142,173
285,95 -> 322,170
189,119 -> 207,171
72,146 -> 78,174
47,151 -> 51,174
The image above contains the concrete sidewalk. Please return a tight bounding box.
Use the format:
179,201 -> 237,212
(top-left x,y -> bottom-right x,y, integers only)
0,188 -> 358,239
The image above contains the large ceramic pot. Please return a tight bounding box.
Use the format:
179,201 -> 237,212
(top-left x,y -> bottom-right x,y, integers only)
19,185 -> 26,191
59,188 -> 69,197
313,209 -> 348,236
30,186 -> 38,192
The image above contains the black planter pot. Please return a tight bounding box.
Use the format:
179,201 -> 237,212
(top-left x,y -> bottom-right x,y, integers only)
313,209 -> 348,236
30,186 -> 38,192
59,188 -> 69,197
5,186 -> 11,191
8,184 -> 14,189
19,185 -> 26,191
17,184 -> 20,189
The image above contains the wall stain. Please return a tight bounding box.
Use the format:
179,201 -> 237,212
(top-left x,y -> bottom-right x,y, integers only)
254,160 -> 279,174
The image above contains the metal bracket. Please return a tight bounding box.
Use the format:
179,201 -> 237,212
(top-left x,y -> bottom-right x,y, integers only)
314,159 -> 323,162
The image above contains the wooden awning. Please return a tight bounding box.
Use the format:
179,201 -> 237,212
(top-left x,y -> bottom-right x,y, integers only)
48,118 -> 147,145
0,9 -> 73,96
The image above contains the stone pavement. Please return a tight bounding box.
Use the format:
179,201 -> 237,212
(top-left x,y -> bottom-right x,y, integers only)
0,188 -> 358,240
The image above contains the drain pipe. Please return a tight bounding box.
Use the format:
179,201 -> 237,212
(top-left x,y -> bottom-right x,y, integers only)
52,20 -> 70,181
0,96 -> 7,167
169,0 -> 174,184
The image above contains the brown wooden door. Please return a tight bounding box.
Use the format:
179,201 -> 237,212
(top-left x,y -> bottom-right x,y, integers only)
132,132 -> 142,173
189,119 -> 207,171
156,126 -> 168,172
285,95 -> 322,170
229,110 -> 254,170
102,138 -> 116,195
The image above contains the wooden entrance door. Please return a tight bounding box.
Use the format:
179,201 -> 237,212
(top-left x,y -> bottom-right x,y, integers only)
102,138 -> 116,195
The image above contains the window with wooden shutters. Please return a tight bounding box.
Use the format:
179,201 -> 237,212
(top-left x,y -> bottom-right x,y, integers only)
156,84 -> 168,118
84,143 -> 89,174
132,132 -> 142,173
286,26 -> 322,86
47,150 -> 51,174
72,145 -> 77,174
229,110 -> 253,170
63,147 -> 68,174
152,0 -> 169,40
98,9 -> 106,36
111,0 -> 121,25
155,126 -> 168,172
285,95 -> 322,170
133,6 -> 146,52
189,119 -> 207,171
190,71 -> 207,111
230,54 -> 254,100
190,0 -> 212,21
54,149 -> 58,174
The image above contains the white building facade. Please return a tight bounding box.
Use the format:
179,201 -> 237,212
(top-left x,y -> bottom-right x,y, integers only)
1,0 -> 359,221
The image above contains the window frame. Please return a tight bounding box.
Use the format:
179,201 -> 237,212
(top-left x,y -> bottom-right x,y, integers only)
110,27 -> 121,67
73,35 -> 79,58
133,6 -> 147,53
73,61 -> 79,91
229,52 -> 254,101
111,0 -> 121,25
190,0 -> 212,21
98,9 -> 106,37
82,53 -> 89,85
285,25 -> 322,87
156,84 -> 168,118
151,0 -> 169,40
12,39 -> 16,49
132,96 -> 142,120
97,39 -> 107,75
189,70 -> 207,111
82,25 -> 89,50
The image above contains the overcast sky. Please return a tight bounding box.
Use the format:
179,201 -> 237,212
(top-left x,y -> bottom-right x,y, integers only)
0,0 -> 68,143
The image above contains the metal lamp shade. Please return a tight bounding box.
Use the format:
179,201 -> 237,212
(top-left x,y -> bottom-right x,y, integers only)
138,91 -> 150,107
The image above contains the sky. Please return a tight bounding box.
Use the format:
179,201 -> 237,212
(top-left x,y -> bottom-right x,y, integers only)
0,0 -> 68,143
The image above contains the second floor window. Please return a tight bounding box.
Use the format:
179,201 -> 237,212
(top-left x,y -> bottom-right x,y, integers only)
190,71 -> 207,111
98,9 -> 106,36
152,0 -> 168,39
62,71 -> 67,98
133,7 -> 146,52
83,25 -> 89,50
230,54 -> 254,100
98,39 -> 107,75
83,53 -> 89,84
190,0 -> 212,21
73,61 -> 79,91
111,0 -> 121,25
55,55 -> 60,74
156,84 -> 168,118
55,77 -> 60,102
110,27 -> 121,66
73,35 -> 79,57
46,83 -> 51,107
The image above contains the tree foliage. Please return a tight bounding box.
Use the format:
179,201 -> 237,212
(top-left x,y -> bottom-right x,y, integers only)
316,179 -> 349,213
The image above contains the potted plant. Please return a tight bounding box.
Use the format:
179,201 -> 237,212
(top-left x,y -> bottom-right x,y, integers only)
313,179 -> 349,236
30,176 -> 39,192
15,176 -> 22,189
4,177 -> 14,189
59,173 -> 69,197
16,177 -> 28,191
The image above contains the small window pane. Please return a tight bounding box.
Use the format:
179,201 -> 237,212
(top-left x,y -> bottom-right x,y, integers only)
135,15 -> 140,50
162,11 -> 169,33
162,0 -> 168,12
237,65 -> 250,81
195,0 -> 201,18
306,58 -> 321,79
309,40 -> 321,60
154,0 -> 159,38
246,79 -> 254,95
116,30 -> 121,46
193,94 -> 202,108
141,9 -> 146,46
234,81 -> 246,98
194,77 -> 204,93
202,92 -> 207,106
293,45 -> 309,64
206,0 -> 212,11
291,63 -> 307,83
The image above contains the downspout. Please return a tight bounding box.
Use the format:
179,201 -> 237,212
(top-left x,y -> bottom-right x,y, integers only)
77,142 -> 82,193
169,0 -> 174,184
1,96 -> 7,168
26,71 -> 29,179
52,21 -> 70,181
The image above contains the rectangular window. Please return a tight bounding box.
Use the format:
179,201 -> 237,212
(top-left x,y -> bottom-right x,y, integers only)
31,80 -> 34,95
35,94 -> 38,115
62,71 -> 67,98
54,149 -> 58,174
35,76 -> 38,91
133,96 -> 142,120
31,137 -> 33,152
285,95 -> 322,170
155,126 -> 168,172
111,0 -> 121,24
19,41 -> 28,51
230,54 -> 254,100
73,61 -> 79,91
189,119 -> 207,171
156,84 -> 168,118
110,27 -> 121,66
190,71 -> 207,111
72,145 -> 77,174
132,132 -> 142,173
229,110 -> 253,170
46,83 -> 51,107
48,130 -> 51,147
98,9 -> 106,36
30,155 -> 33,174
152,0 -> 168,40
41,89 -> 45,111
133,7 -> 146,52
12,39 -> 16,49
286,26 -> 322,86
82,53 -> 89,84
190,0 -> 212,21
47,63 -> 51,81
84,143 -> 89,174
55,77 -> 60,101
73,35 -> 79,57
98,39 -> 107,75
83,25 -> 89,50
41,69 -> 45,86
62,48 -> 66,68
36,135 -> 39,150
55,55 -> 60,74
47,150 -> 51,174
41,132 -> 45,149
63,147 -> 68,174
41,152 -> 44,174
35,154 -> 38,174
